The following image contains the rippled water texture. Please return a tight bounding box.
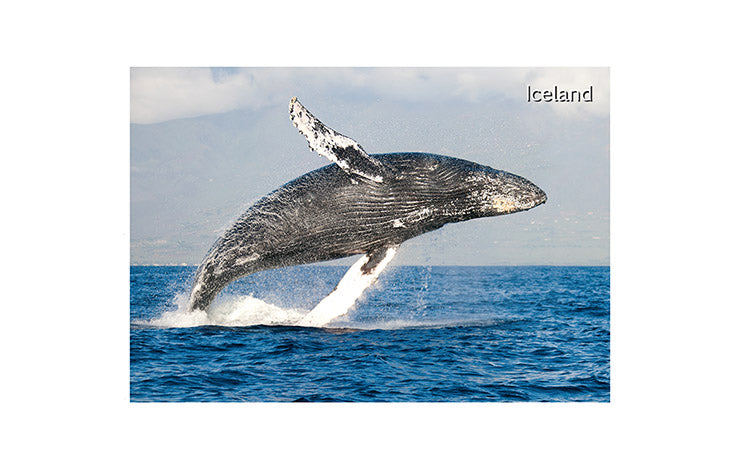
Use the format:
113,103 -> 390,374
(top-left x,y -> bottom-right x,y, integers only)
130,265 -> 609,402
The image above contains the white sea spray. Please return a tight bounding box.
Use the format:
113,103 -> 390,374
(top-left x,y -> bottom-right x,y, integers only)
138,249 -> 397,329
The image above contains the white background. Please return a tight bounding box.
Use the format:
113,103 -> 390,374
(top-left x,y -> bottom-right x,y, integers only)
1,1 -> 737,457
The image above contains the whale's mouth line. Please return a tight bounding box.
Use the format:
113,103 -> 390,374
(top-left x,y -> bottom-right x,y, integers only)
487,192 -> 547,214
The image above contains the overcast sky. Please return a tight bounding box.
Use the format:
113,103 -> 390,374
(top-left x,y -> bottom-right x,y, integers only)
131,67 -> 609,266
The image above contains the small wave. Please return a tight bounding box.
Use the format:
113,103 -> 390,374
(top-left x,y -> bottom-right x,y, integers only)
330,316 -> 517,331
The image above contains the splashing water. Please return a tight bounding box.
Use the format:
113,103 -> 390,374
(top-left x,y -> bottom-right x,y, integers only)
137,293 -> 305,328
137,248 -> 397,329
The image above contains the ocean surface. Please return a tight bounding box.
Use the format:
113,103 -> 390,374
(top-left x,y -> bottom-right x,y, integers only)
130,265 -> 609,402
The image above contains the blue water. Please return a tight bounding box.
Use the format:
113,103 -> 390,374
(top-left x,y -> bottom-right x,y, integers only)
130,265 -> 609,402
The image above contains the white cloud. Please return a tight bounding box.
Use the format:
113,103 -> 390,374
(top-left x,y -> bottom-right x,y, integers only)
130,67 -> 609,124
130,68 -> 257,124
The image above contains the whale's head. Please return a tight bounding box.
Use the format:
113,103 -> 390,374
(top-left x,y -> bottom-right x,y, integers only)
419,155 -> 547,221
465,166 -> 547,217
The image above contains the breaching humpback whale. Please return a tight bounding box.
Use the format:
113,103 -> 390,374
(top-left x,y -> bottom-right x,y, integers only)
188,98 -> 547,313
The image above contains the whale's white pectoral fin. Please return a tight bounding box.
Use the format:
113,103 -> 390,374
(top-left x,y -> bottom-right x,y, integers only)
298,246 -> 397,327
360,246 -> 396,274
289,97 -> 388,183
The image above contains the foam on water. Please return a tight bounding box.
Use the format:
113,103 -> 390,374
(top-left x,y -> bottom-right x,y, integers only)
138,249 -> 397,329
136,293 -> 306,328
